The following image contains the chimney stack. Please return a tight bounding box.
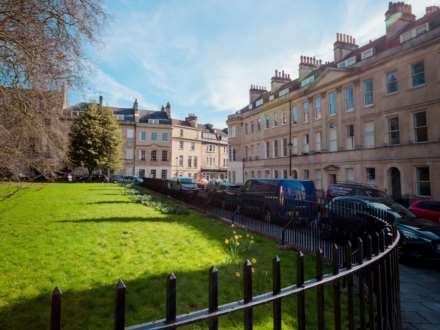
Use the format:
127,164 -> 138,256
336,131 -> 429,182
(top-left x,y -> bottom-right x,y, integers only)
249,84 -> 267,103
164,102 -> 171,117
385,2 -> 415,38
298,56 -> 321,80
133,98 -> 140,122
99,95 -> 103,109
185,113 -> 198,128
270,69 -> 291,92
333,33 -> 358,62
426,5 -> 440,16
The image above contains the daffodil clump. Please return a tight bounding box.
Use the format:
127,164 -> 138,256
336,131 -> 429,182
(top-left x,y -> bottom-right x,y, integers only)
124,187 -> 189,215
224,224 -> 256,264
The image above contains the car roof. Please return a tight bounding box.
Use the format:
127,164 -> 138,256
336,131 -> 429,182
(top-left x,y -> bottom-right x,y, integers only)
248,179 -> 313,184
333,196 -> 389,203
329,182 -> 379,190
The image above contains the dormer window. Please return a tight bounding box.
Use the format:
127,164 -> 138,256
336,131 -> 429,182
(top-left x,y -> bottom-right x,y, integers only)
278,88 -> 289,97
255,98 -> 263,107
400,23 -> 429,43
361,48 -> 374,60
148,119 -> 159,124
337,56 -> 356,69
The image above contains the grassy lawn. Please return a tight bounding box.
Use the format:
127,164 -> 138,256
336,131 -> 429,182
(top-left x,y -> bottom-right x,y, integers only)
0,183 -> 340,329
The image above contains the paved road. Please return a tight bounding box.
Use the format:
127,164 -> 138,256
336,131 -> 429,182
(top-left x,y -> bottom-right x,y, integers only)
400,260 -> 440,330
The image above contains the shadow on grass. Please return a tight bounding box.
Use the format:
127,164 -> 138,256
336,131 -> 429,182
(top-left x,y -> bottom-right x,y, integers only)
87,200 -> 134,205
0,187 -> 339,329
59,217 -> 171,224
0,254 -> 336,330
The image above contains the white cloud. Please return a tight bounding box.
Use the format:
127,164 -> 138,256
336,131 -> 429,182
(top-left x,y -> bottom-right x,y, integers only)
75,0 -> 437,120
80,63 -> 156,109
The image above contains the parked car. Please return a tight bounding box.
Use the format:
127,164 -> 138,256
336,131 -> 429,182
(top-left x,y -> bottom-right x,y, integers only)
111,175 -> 142,184
320,196 -> 400,241
326,183 -> 389,201
208,182 -> 242,210
237,179 -> 318,225
409,200 -> 440,223
196,178 -> 209,189
168,177 -> 198,198
398,215 -> 440,260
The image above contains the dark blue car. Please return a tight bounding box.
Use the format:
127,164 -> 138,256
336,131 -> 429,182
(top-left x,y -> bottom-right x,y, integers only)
237,179 -> 318,225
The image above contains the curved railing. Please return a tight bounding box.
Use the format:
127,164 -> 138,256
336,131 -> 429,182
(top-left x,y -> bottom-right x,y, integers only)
118,230 -> 400,330
49,181 -> 402,329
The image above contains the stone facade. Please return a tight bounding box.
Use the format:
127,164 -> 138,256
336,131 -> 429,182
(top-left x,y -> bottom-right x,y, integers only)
66,101 -> 228,180
227,3 -> 440,200
171,115 -> 228,180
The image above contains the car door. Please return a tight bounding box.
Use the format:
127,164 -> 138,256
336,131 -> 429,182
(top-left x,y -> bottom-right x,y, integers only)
421,202 -> 440,222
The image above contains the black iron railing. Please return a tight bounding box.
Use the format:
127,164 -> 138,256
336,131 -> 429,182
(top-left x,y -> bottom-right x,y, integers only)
48,180 -> 402,329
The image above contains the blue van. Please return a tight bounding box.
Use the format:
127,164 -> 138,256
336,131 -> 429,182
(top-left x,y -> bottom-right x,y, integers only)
237,179 -> 318,225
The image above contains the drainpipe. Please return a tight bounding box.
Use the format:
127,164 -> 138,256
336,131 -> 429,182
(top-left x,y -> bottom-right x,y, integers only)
288,100 -> 292,177
133,122 -> 137,177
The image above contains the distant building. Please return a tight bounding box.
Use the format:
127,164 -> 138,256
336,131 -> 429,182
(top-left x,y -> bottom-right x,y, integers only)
227,2 -> 440,200
66,100 -> 228,180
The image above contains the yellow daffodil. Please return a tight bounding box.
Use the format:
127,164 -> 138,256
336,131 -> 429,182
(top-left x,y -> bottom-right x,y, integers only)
251,258 -> 257,264
252,268 -> 255,273
231,224 -> 235,228
234,235 -> 239,240
235,272 -> 240,278
224,239 -> 229,245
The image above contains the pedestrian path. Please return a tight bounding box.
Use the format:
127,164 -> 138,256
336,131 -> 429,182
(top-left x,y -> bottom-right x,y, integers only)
400,262 -> 440,330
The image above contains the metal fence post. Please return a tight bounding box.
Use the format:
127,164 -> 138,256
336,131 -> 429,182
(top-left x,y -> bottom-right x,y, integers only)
243,260 -> 253,330
51,287 -> 62,330
272,256 -> 281,330
115,280 -> 126,330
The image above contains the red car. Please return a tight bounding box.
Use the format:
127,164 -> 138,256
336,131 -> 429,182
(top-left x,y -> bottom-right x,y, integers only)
409,200 -> 440,223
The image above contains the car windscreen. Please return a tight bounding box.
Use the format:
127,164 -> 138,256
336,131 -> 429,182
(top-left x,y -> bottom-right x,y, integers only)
250,181 -> 278,193
365,189 -> 388,198
389,202 -> 416,218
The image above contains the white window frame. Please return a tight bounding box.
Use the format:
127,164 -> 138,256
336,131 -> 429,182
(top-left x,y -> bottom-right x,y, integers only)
315,132 -> 321,152
364,122 -> 375,148
329,127 -> 337,152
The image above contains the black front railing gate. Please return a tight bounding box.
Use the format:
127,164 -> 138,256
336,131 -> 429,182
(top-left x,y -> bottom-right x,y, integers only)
50,232 -> 401,330
48,181 -> 402,329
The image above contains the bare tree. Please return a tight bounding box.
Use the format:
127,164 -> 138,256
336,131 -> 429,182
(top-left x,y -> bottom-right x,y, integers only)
0,0 -> 106,179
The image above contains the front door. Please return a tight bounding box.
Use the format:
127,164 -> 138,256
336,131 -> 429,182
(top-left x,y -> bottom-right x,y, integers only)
389,167 -> 402,200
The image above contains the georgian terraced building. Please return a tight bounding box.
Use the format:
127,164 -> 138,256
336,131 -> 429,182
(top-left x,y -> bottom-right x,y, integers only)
66,100 -> 228,180
227,2 -> 440,200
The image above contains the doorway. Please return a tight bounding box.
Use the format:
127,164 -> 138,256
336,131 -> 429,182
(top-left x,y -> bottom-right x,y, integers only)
388,167 -> 402,200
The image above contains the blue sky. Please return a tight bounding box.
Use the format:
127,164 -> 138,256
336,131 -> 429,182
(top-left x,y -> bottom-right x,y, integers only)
69,0 -> 433,128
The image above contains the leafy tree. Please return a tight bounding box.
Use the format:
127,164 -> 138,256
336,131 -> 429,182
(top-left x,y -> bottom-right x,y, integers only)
0,0 -> 106,178
68,103 -> 122,176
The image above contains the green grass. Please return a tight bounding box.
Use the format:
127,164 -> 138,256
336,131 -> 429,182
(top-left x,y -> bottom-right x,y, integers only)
0,183 -> 342,329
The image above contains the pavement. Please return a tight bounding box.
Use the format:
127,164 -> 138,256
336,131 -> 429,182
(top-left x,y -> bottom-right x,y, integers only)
400,259 -> 440,330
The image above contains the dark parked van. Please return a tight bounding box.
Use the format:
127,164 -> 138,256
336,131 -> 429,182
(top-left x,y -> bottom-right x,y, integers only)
237,179 -> 318,225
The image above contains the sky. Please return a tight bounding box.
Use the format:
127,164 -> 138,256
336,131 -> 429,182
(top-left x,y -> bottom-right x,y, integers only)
69,0 -> 435,128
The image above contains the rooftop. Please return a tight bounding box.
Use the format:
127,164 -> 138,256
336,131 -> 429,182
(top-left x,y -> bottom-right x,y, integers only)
229,3 -> 440,120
